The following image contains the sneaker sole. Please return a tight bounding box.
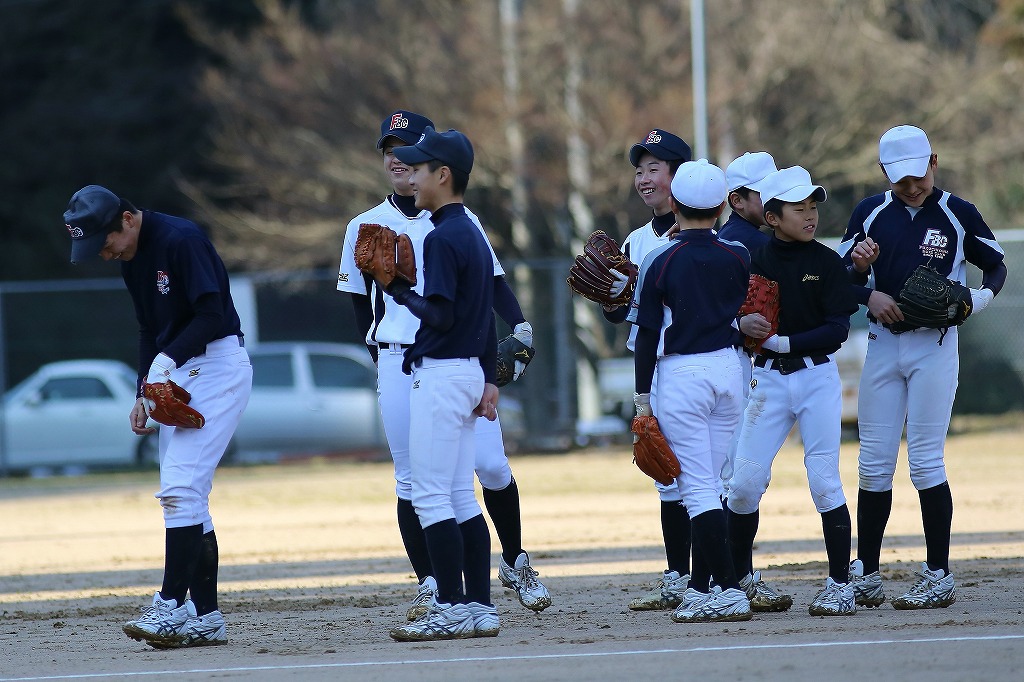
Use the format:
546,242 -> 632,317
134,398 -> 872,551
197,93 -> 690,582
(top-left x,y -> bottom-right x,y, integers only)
672,611 -> 753,623
891,595 -> 955,610
123,624 -> 187,647
520,595 -> 552,612
750,597 -> 793,613
854,594 -> 886,608
809,606 -> 857,616
629,595 -> 683,611
147,637 -> 228,650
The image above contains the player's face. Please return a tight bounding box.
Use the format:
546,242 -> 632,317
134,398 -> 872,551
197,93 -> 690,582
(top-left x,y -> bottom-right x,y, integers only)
730,190 -> 767,226
382,138 -> 415,196
634,153 -> 674,216
98,215 -> 139,261
406,162 -> 443,212
886,155 -> 937,208
769,198 -> 818,242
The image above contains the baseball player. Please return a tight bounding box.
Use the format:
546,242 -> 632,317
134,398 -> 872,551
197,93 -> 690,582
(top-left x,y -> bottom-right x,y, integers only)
63,185 -> 252,649
839,125 -> 1007,609
337,111 -> 549,621
729,166 -> 859,616
600,129 -> 698,610
628,159 -> 752,623
373,126 -> 502,641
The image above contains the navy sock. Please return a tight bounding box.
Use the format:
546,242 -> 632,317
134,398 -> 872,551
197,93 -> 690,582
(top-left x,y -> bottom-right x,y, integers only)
727,505 -> 759,580
160,524 -> 204,606
188,531 -> 219,616
397,498 -> 433,582
821,505 -> 852,583
856,488 -> 892,574
459,514 -> 492,605
690,509 -> 739,591
661,500 -> 691,576
919,482 -> 953,574
482,477 -> 523,567
423,518 -> 465,604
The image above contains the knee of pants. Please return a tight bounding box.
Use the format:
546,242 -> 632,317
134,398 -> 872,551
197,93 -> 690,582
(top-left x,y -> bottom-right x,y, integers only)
858,459 -> 897,493
807,465 -> 847,513
657,481 -> 684,503
395,479 -> 413,500
452,490 -> 483,524
909,460 -> 947,491
412,490 -> 455,528
158,489 -> 206,528
475,458 -> 512,491
726,458 -> 769,515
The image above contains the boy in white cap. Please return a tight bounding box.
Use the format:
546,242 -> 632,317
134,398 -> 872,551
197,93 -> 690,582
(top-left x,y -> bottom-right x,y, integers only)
719,151 -> 778,254
839,125 -> 1007,609
728,166 -> 860,616
628,159 -> 752,623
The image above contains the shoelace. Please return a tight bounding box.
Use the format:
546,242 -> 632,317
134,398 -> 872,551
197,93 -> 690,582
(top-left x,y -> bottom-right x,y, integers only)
906,571 -> 938,594
518,565 -> 542,590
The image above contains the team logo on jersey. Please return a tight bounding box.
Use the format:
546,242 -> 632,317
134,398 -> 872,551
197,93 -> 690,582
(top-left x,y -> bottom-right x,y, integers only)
65,223 -> 84,238
156,271 -> 170,295
412,380 -> 420,389
189,368 -> 200,377
338,272 -> 349,283
801,274 -> 820,282
390,113 -> 410,131
868,332 -> 877,340
750,378 -> 757,390
920,229 -> 950,259
645,130 -> 661,144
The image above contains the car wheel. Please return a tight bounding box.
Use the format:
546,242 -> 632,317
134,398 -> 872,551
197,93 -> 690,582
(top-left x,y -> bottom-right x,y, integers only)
135,432 -> 160,468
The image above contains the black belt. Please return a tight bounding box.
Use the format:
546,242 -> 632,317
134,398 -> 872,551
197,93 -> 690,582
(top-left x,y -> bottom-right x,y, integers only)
380,342 -> 412,350
754,355 -> 829,375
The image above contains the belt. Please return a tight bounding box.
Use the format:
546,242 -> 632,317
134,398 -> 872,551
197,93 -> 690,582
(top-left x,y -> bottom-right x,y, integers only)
754,355 -> 829,375
380,342 -> 412,350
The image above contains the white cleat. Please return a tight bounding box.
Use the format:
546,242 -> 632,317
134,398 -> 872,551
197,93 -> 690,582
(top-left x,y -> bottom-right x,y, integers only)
809,577 -> 857,616
629,570 -> 691,611
849,559 -> 886,607
891,562 -> 956,610
123,592 -> 190,647
407,576 -> 439,621
499,552 -> 552,612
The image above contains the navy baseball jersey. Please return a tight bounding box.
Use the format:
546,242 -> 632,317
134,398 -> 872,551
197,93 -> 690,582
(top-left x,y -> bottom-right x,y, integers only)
718,212 -> 770,255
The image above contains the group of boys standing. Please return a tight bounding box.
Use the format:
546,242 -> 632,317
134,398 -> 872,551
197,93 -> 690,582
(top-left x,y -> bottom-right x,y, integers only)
597,124 -> 1006,623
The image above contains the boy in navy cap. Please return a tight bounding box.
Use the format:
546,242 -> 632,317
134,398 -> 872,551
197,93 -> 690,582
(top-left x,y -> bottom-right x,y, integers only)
628,159 -> 753,623
63,185 -> 252,649
336,112 -> 549,624
377,127 -> 502,641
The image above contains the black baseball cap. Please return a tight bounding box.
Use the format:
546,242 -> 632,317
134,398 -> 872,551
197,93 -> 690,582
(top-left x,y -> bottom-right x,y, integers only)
377,110 -> 434,149
64,185 -> 121,264
628,129 -> 693,167
392,126 -> 474,175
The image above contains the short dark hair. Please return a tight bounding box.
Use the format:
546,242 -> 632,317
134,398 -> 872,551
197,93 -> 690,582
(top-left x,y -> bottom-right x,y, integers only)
732,187 -> 753,200
676,203 -> 721,221
427,159 -> 469,195
668,158 -> 685,176
763,198 -> 786,222
105,198 -> 138,233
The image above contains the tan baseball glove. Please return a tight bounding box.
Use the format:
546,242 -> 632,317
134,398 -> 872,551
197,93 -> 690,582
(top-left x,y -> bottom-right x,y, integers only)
143,380 -> 205,429
631,415 -> 680,485
354,223 -> 417,290
738,274 -> 780,353
567,230 -> 638,308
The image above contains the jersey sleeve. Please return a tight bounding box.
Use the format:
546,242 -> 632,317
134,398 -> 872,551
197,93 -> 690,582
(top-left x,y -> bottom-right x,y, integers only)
466,208 -> 505,277
337,217 -> 368,294
422,233 -> 460,302
626,250 -> 664,330
953,197 -> 1006,272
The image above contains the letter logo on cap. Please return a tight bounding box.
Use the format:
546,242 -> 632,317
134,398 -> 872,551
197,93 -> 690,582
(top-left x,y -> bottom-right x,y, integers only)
418,132 -> 426,143
645,130 -> 662,144
66,223 -> 84,238
390,113 -> 409,131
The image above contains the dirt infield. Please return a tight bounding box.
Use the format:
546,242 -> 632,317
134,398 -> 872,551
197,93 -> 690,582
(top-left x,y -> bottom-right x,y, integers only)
2,430 -> 1023,681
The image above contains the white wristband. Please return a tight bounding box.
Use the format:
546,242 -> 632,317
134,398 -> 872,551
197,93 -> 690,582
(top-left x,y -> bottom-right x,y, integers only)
633,392 -> 653,417
513,321 -> 533,348
969,287 -> 993,313
146,352 -> 176,384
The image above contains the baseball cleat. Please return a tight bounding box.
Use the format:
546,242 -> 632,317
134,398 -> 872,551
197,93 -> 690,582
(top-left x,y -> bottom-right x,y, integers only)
390,602 -> 477,641
465,601 -> 500,637
671,586 -> 752,623
808,577 -> 857,616
670,587 -> 714,621
148,608 -> 227,649
628,570 -> 690,611
123,592 -> 190,647
891,562 -> 956,610
499,552 -> 551,612
740,571 -> 793,612
407,576 -> 439,621
849,559 -> 886,607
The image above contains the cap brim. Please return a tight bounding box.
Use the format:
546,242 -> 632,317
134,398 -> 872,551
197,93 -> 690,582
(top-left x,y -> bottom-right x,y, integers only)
743,175 -> 773,193
628,144 -> 651,167
774,185 -> 827,203
882,157 -> 929,183
69,230 -> 109,264
392,145 -> 434,166
377,130 -> 422,149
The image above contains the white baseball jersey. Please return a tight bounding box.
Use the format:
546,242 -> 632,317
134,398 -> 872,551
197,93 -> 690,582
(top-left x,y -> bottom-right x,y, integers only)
621,220 -> 672,352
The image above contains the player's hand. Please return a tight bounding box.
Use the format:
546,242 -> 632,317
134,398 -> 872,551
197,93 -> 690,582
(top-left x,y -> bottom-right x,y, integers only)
851,237 -> 879,273
131,397 -> 156,435
739,313 -> 771,339
665,221 -> 681,238
475,383 -> 500,421
868,290 -> 904,324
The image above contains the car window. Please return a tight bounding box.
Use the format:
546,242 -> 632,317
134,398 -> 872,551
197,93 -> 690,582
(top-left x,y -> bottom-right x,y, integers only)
309,353 -> 373,389
250,353 -> 294,388
39,377 -> 114,401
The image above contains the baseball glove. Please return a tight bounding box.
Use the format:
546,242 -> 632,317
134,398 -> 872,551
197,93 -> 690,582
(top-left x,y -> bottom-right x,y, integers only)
631,415 -> 680,485
738,274 -> 780,353
143,380 -> 205,429
567,230 -> 639,307
892,264 -> 972,341
495,334 -> 536,387
354,223 -> 417,290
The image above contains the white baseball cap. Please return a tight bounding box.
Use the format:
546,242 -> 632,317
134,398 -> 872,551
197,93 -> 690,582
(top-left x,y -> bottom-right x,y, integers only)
758,166 -> 827,204
670,159 -> 727,210
725,151 -> 778,192
879,125 -> 932,182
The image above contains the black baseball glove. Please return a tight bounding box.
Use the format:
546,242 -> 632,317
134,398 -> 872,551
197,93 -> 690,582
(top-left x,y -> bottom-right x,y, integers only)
891,264 -> 972,343
495,334 -> 536,387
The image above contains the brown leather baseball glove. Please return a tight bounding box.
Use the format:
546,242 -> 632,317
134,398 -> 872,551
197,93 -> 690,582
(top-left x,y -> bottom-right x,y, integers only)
738,274 -> 780,353
143,380 -> 205,429
631,415 -> 680,485
354,223 -> 417,290
567,230 -> 638,307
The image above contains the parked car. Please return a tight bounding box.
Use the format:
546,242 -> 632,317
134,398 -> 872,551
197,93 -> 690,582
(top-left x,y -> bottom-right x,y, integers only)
1,359 -> 158,473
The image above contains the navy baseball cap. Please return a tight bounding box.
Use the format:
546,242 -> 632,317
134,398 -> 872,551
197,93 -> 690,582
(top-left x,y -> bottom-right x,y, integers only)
377,110 -> 434,149
64,185 -> 121,264
629,129 -> 693,167
392,126 -> 474,175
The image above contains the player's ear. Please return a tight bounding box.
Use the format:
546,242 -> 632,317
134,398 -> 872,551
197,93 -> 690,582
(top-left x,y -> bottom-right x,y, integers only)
728,191 -> 742,210
929,153 -> 938,171
764,208 -> 781,228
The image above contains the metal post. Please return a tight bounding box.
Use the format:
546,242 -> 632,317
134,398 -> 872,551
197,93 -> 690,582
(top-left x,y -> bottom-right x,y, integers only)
690,0 -> 709,160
